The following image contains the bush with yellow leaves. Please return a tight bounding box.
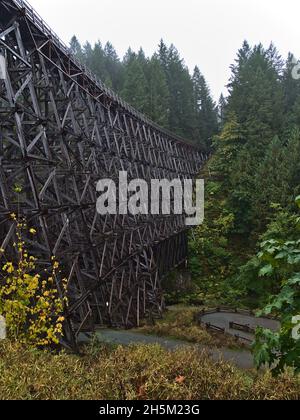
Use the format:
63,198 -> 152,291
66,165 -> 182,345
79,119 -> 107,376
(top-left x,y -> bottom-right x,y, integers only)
0,215 -> 67,347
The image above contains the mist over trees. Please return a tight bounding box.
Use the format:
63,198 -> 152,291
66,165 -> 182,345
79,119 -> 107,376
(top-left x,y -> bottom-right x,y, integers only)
70,36 -> 219,149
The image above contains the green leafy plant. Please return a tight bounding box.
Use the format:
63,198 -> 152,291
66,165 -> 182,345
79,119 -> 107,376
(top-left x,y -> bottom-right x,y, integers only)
253,197 -> 300,374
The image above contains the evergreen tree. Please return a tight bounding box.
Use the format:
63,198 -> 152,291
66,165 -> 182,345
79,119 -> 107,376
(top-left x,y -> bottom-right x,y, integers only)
121,57 -> 148,113
227,43 -> 284,140
81,41 -> 107,82
252,130 -> 300,225
281,129 -> 300,199
165,44 -> 194,139
137,48 -> 147,68
158,39 -> 169,72
282,53 -> 300,133
252,136 -> 290,228
92,41 -> 109,82
224,42 -> 285,232
213,112 -> 245,175
70,36 -> 83,61
123,47 -> 136,65
103,41 -> 123,91
192,66 -> 218,148
142,55 -> 169,126
218,94 -> 227,127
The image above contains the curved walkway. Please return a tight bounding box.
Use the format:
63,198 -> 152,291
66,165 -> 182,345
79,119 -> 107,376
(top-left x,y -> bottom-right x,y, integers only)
79,329 -> 255,370
200,312 -> 280,343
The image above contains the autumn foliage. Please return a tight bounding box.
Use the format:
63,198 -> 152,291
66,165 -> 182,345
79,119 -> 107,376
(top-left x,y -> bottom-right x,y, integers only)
0,215 -> 67,347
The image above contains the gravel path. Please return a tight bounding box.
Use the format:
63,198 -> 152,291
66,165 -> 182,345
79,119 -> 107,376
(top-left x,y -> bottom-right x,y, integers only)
200,312 -> 280,342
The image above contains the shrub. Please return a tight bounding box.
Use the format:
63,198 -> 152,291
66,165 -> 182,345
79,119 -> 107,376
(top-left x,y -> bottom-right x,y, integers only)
253,197 -> 300,374
137,307 -> 239,348
0,215 -> 67,347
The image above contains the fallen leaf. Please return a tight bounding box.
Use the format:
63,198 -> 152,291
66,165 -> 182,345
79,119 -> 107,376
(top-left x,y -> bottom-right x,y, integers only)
175,375 -> 185,384
137,385 -> 146,398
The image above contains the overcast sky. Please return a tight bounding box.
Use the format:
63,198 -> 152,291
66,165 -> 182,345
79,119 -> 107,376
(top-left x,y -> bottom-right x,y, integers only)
28,0 -> 300,101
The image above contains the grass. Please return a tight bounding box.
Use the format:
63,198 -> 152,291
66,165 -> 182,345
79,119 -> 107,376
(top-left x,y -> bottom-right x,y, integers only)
0,340 -> 299,400
135,306 -> 244,349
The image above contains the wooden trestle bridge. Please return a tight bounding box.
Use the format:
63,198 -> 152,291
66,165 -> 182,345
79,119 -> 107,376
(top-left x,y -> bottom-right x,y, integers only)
0,0 -> 207,348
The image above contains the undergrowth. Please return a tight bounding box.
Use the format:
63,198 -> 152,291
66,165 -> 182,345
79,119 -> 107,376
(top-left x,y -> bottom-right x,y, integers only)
0,340 -> 299,400
136,307 -> 245,349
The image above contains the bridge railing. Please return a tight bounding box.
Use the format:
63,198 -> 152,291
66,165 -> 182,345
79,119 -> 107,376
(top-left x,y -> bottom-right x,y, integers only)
13,0 -> 111,93
11,0 -> 199,148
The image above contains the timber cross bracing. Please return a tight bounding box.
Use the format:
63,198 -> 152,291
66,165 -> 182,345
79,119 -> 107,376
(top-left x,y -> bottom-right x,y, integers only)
0,0 -> 207,347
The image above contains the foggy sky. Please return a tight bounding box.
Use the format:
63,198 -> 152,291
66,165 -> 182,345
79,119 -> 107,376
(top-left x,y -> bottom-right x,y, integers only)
27,0 -> 300,100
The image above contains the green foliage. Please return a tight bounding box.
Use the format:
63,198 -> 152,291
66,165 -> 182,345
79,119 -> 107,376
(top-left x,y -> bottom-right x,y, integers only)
220,43 -> 286,233
210,112 -> 245,189
192,66 -> 219,148
253,199 -> 300,375
144,55 -> 169,126
189,41 -> 300,320
252,130 -> 300,231
188,174 -> 240,305
159,43 -> 195,140
121,57 -> 148,113
227,42 -> 284,136
218,93 -> 227,127
236,204 -> 300,304
282,53 -> 300,134
137,307 -> 240,349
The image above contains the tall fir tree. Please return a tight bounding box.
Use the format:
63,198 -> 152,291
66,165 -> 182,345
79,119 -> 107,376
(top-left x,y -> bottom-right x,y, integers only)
165,44 -> 194,139
70,36 -> 83,61
158,39 -> 169,72
81,40 -> 108,83
218,94 -> 227,127
145,55 -> 169,127
192,66 -> 218,149
252,136 -> 290,228
103,42 -> 123,91
213,112 -> 245,176
282,53 -> 300,133
121,56 -> 148,113
227,42 -> 284,141
224,42 -> 285,232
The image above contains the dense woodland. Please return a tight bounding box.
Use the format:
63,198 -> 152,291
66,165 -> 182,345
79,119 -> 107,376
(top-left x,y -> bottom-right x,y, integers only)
70,37 -> 300,372
191,42 -> 300,372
